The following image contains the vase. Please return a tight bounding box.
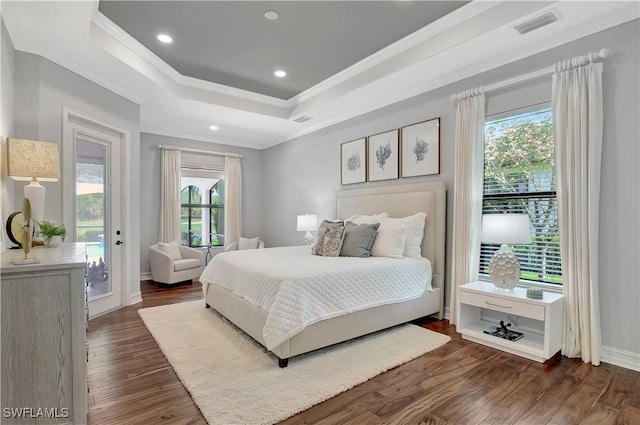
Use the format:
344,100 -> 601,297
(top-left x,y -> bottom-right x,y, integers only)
47,235 -> 62,247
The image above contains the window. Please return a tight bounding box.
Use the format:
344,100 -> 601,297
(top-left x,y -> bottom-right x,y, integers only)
180,171 -> 224,247
480,107 -> 562,285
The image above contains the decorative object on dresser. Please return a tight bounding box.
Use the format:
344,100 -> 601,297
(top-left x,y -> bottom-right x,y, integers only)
7,138 -> 60,223
367,129 -> 399,181
11,198 -> 39,265
1,243 -> 88,424
340,137 -> 367,185
481,213 -> 532,289
296,213 -> 317,245
5,211 -> 28,248
37,220 -> 67,247
526,288 -> 544,299
401,117 -> 441,177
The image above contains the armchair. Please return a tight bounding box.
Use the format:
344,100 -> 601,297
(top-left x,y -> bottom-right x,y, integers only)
149,243 -> 205,286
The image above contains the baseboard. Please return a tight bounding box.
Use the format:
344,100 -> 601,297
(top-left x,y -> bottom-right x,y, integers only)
601,346 -> 640,372
140,272 -> 152,281
443,306 -> 451,321
130,291 -> 143,305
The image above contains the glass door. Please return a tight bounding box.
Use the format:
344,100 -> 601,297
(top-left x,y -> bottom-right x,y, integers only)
74,132 -> 122,316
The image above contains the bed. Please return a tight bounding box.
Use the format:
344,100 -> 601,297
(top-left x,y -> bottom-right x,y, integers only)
200,181 -> 446,367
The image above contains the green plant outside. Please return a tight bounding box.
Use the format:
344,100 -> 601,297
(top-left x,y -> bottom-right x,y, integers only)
77,220 -> 104,242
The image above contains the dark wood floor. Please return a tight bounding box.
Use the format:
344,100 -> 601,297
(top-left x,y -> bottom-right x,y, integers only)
87,281 -> 639,425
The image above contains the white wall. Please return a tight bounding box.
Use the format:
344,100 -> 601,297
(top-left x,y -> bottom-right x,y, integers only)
11,51 -> 142,305
0,17 -> 16,253
138,133 -> 264,275
261,20 -> 640,363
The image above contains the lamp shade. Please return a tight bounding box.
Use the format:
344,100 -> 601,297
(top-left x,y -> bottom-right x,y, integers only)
296,214 -> 317,232
7,138 -> 59,182
481,214 -> 531,245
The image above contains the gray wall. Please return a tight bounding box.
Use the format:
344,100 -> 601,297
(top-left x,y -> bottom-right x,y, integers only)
11,51 -> 142,301
1,18 -> 16,253
262,20 -> 640,357
139,133 -> 264,275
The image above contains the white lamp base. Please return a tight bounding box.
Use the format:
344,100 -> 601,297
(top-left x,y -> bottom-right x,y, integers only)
24,179 -> 45,223
489,244 -> 521,290
302,231 -> 314,245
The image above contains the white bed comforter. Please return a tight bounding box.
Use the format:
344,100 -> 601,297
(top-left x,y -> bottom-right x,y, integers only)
200,246 -> 432,350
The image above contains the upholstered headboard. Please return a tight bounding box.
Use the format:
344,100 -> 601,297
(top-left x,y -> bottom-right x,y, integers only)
336,181 -> 446,291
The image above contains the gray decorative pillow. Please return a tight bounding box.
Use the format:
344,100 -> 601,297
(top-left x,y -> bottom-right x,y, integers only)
322,226 -> 346,257
312,220 -> 344,255
339,222 -> 380,257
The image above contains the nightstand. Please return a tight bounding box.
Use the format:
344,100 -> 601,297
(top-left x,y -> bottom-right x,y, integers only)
457,281 -> 563,363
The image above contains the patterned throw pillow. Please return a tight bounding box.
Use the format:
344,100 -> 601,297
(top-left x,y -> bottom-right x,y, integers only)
322,226 -> 346,257
312,220 -> 344,255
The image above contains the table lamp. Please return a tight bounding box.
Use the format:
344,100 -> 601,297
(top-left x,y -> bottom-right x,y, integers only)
7,138 -> 60,223
297,213 -> 317,245
481,214 -> 532,289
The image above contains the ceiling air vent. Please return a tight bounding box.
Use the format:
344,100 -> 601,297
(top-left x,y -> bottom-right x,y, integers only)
514,10 -> 559,35
293,116 -> 313,123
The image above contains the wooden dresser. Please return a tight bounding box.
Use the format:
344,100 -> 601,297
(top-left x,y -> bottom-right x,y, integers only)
1,243 -> 87,424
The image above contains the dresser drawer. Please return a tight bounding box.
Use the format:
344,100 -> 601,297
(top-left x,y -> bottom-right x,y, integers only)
460,290 -> 545,320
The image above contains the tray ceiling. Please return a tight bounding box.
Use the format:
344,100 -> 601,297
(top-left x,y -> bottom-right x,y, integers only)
98,1 -> 467,100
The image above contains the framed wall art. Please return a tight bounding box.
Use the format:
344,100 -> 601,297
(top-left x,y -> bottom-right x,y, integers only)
401,117 -> 440,177
367,129 -> 399,182
340,137 -> 367,185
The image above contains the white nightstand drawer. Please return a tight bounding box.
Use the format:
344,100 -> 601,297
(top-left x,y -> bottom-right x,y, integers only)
460,290 -> 545,320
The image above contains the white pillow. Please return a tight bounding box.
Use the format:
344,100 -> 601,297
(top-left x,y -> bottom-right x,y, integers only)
238,236 -> 259,250
157,241 -> 182,260
380,212 -> 427,258
346,212 -> 389,225
371,222 -> 407,259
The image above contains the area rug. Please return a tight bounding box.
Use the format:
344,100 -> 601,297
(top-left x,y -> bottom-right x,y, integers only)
138,300 -> 450,425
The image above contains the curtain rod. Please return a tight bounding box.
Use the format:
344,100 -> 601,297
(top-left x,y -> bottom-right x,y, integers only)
158,144 -> 243,159
451,48 -> 609,101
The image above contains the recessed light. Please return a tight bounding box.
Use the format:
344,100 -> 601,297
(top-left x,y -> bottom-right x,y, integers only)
157,33 -> 173,44
264,10 -> 279,21
209,125 -> 219,131
274,70 -> 286,78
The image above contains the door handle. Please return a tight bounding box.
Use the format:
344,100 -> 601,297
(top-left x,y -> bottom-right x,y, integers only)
115,240 -> 123,246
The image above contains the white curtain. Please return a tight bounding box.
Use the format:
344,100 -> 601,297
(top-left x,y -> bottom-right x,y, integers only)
224,156 -> 242,245
449,89 -> 485,325
159,148 -> 181,243
553,57 -> 604,365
